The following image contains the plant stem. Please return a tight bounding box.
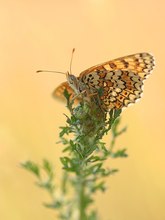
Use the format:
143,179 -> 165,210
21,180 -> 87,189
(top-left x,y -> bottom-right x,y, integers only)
79,165 -> 86,220
22,91 -> 128,220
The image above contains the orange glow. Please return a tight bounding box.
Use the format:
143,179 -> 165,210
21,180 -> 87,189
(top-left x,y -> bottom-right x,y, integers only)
0,1 -> 165,220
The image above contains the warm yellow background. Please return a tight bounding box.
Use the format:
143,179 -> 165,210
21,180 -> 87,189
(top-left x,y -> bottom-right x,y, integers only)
0,0 -> 165,219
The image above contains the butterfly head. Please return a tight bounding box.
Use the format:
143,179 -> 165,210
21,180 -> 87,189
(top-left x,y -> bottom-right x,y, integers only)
66,71 -> 79,94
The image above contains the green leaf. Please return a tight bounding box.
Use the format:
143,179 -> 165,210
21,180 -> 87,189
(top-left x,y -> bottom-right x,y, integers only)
42,159 -> 54,181
21,161 -> 40,178
37,181 -> 55,192
111,148 -> 128,158
114,109 -> 122,118
97,87 -> 104,97
109,168 -> 119,174
116,126 -> 127,136
60,157 -> 79,172
43,200 -> 62,209
91,181 -> 106,192
59,126 -> 71,137
89,163 -> 103,174
87,156 -> 105,163
43,159 -> 53,173
112,117 -> 120,132
63,89 -> 71,101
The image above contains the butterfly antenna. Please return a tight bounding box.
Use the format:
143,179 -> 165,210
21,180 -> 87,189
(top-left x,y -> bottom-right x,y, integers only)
70,48 -> 75,75
36,70 -> 66,75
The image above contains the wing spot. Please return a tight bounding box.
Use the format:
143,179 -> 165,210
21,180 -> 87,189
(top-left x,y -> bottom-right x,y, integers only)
121,59 -> 129,68
98,71 -> 106,78
112,91 -> 117,97
109,63 -> 117,68
115,88 -> 122,93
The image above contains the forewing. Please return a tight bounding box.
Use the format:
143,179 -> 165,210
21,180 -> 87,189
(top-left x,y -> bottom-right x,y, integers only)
80,53 -> 154,78
79,53 -> 155,109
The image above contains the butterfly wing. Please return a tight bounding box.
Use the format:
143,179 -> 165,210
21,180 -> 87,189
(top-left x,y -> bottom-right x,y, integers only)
52,81 -> 80,103
79,53 -> 155,109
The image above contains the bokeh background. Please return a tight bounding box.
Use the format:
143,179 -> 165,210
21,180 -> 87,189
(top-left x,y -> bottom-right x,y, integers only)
0,0 -> 165,219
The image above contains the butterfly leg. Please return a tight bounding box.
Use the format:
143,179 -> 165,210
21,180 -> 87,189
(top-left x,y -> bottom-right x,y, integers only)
71,90 -> 87,102
85,90 -> 105,113
71,89 -> 105,114
84,90 -> 105,114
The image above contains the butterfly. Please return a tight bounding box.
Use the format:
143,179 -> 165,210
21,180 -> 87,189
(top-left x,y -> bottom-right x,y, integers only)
39,50 -> 155,110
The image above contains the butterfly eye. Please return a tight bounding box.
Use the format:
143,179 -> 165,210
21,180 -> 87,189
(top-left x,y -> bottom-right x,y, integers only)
69,75 -> 76,84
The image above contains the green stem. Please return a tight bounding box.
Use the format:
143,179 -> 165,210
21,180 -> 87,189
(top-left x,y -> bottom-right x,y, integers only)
110,135 -> 115,152
79,178 -> 86,220
78,160 -> 87,220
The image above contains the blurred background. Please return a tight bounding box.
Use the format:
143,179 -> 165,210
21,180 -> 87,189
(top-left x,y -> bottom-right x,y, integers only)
0,0 -> 165,219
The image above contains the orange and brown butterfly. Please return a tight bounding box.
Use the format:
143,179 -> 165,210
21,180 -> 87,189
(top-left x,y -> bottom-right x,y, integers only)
38,49 -> 155,110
